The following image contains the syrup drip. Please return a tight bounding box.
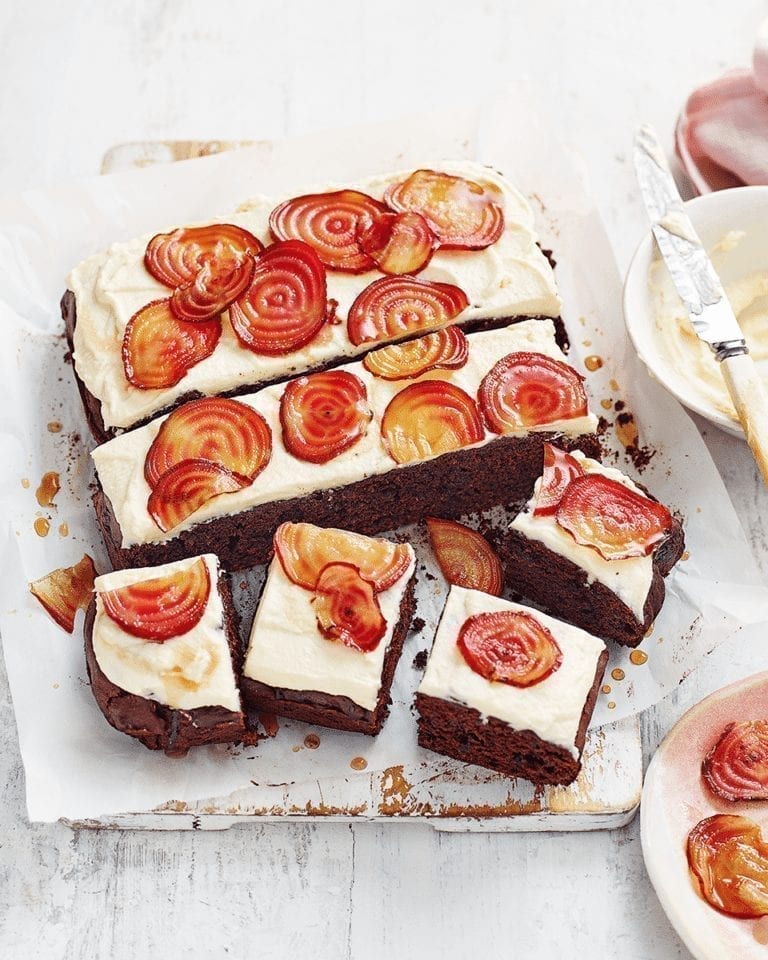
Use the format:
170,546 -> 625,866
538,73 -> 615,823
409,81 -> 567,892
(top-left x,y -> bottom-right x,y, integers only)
629,650 -> 648,666
615,414 -> 639,451
20,478 -> 30,489
584,355 -> 603,372
600,399 -> 613,410
58,522 -> 69,537
35,471 -> 60,508
607,701 -> 616,709
304,733 -> 320,750
601,684 -> 611,695
350,756 -> 368,771
47,421 -> 62,433
34,517 -> 50,537
259,713 -> 279,738
682,550 -> 690,561
611,668 -> 625,681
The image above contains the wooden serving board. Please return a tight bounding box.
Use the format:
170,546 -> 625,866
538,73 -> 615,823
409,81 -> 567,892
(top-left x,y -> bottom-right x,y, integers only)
74,141 -> 644,833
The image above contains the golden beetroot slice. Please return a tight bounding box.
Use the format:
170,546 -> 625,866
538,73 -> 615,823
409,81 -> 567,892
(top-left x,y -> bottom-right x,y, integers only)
702,720 -> 768,802
384,169 -> 504,249
100,557 -> 210,642
170,255 -> 255,323
269,190 -> 387,272
145,223 -> 263,288
29,554 -> 96,634
426,518 -> 502,596
478,352 -> 588,433
273,522 -> 411,592
122,299 -> 221,390
279,370 -> 371,464
148,459 -> 250,533
357,211 -> 436,275
381,380 -> 484,465
363,327 -> 468,380
229,240 -> 327,355
313,562 -> 387,653
687,815 -> 768,918
457,611 -> 562,687
556,474 -> 673,561
144,397 -> 272,487
533,443 -> 584,517
347,276 -> 469,347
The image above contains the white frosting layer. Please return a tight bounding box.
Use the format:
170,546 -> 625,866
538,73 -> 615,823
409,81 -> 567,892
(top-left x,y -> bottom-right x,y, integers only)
69,161 -> 561,430
509,452 -> 654,621
648,232 -> 768,423
92,321 -> 598,548
417,587 -> 606,757
243,547 -> 416,712
92,554 -> 241,713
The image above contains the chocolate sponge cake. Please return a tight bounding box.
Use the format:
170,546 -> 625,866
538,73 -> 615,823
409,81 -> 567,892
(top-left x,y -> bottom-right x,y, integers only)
85,554 -> 252,756
497,444 -> 685,647
415,586 -> 608,785
90,322 -> 600,572
240,523 -> 417,735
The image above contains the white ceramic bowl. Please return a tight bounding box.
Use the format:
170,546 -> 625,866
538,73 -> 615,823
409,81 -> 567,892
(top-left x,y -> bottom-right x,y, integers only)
623,185 -> 768,438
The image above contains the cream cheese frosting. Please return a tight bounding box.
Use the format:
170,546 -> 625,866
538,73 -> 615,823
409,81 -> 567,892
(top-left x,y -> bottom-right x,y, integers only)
243,547 -> 416,711
648,231 -> 768,423
69,160 -> 561,430
92,554 -> 241,712
509,451 -> 654,621
92,321 -> 599,548
417,586 -> 606,757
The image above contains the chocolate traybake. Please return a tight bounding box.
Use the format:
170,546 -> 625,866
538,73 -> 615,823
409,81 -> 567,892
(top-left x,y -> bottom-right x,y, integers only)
496,444 -> 685,646
415,586 -> 608,785
240,523 -> 416,735
91,321 -> 600,572
85,554 -> 252,755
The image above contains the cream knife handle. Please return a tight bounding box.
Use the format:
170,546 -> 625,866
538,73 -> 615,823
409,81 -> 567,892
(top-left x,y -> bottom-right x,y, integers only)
720,352 -> 768,485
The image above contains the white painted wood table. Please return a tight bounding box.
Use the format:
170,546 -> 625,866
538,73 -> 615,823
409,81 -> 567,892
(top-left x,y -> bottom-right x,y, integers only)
1,2 -> 766,957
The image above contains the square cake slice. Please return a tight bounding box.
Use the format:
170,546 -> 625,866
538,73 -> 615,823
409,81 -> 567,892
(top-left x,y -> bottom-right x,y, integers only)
240,522 -> 416,735
497,444 -> 685,646
415,586 -> 608,785
85,554 -> 249,756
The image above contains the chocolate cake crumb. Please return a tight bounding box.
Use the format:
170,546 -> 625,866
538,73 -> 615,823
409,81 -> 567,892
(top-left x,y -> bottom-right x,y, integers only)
412,650 -> 428,670
411,617 -> 425,634
614,400 -> 625,412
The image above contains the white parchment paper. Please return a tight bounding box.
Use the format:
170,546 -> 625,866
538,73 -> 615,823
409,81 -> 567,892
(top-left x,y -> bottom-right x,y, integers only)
1,90 -> 766,822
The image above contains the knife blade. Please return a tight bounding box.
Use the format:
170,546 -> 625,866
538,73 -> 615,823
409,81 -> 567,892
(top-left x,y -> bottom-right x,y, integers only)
633,123 -> 768,484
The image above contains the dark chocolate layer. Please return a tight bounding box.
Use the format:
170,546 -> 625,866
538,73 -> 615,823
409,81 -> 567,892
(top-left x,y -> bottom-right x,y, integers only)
415,648 -> 608,786
239,574 -> 416,736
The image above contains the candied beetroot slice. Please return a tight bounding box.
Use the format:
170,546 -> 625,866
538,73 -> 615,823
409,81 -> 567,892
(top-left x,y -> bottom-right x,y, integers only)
426,517 -> 502,596
312,562 -> 387,653
29,554 -> 97,633
702,720 -> 768,802
478,352 -> 588,433
687,814 -> 768,918
122,299 -> 221,390
170,254 -> 255,323
380,379 -> 484,465
347,275 -> 469,347
148,459 -> 250,533
555,473 -> 673,561
356,210 -> 436,275
144,397 -> 272,487
269,190 -> 387,272
279,370 -> 371,464
145,223 -> 263,288
363,327 -> 468,380
384,169 -> 504,249
273,521 -> 411,593
229,240 -> 327,356
533,443 -> 584,517
457,611 -> 562,687
100,557 -> 211,642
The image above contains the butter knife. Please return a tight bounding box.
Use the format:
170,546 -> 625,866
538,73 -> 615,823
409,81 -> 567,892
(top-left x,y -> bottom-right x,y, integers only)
633,124 -> 768,484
